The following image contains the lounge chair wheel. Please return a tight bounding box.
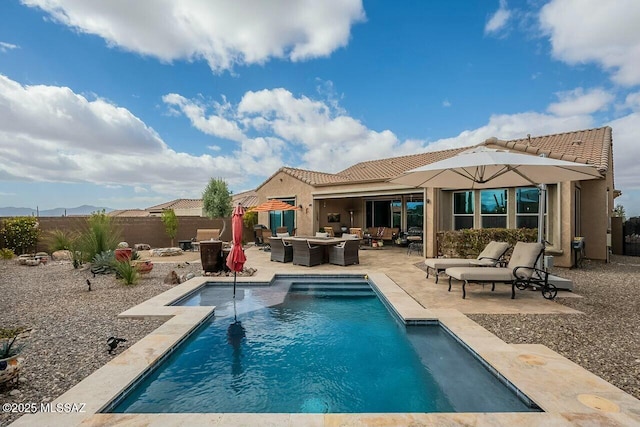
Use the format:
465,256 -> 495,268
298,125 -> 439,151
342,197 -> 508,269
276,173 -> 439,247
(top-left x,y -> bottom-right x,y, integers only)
542,283 -> 557,300
515,281 -> 527,291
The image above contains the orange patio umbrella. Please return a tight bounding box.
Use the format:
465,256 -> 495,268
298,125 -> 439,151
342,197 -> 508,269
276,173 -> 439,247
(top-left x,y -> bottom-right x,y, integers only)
247,199 -> 300,212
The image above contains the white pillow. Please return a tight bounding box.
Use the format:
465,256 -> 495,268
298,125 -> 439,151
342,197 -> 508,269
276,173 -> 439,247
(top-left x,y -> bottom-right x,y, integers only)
276,232 -> 290,237
315,232 -> 329,238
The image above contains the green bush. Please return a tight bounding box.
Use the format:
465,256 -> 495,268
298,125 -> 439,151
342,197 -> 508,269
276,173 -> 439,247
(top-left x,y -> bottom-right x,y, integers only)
439,228 -> 538,258
0,248 -> 15,260
0,217 -> 40,255
79,211 -> 122,261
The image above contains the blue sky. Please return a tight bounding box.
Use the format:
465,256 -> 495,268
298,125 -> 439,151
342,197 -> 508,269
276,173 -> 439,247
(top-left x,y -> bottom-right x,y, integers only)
1,0 -> 639,216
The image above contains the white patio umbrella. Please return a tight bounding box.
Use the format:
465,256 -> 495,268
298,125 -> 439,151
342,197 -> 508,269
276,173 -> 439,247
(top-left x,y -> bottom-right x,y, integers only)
390,146 -> 603,244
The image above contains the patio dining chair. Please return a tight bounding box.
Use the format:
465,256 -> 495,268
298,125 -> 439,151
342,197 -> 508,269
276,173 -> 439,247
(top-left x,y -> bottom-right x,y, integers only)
269,237 -> 293,263
445,242 -> 557,299
424,241 -> 510,283
329,239 -> 360,266
291,239 -> 323,267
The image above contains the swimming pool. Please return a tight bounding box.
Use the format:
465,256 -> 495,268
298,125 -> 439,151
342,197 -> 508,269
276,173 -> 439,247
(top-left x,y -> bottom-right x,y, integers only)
108,275 -> 538,413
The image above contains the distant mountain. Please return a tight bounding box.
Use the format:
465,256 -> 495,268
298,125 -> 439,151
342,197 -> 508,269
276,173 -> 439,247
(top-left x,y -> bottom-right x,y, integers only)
0,205 -> 113,217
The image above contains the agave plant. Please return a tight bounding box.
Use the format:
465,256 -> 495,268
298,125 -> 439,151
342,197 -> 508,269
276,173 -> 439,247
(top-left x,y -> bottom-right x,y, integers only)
90,250 -> 116,275
0,327 -> 30,359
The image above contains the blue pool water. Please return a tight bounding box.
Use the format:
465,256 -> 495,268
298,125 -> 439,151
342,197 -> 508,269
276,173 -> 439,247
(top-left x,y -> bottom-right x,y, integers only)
109,276 -> 537,413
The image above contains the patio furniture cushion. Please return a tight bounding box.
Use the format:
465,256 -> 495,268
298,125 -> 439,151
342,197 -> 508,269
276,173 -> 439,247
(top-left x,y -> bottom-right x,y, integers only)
276,232 -> 290,237
315,232 -> 329,238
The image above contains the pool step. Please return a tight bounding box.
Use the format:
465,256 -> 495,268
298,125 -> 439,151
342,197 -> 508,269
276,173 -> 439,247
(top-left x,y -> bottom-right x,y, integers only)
289,282 -> 374,297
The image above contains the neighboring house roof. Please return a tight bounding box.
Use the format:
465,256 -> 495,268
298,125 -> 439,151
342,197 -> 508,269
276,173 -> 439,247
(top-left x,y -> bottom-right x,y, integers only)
255,126 -> 612,190
146,199 -> 203,211
232,190 -> 258,208
108,209 -> 150,217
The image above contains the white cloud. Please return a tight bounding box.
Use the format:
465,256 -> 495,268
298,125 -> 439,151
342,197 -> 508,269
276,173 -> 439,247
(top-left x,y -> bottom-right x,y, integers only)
539,0 -> 640,86
133,186 -> 148,194
425,111 -> 593,152
547,87 -> 614,117
0,42 -> 19,52
0,74 -> 273,197
442,99 -> 452,107
485,0 -> 511,35
21,0 -> 365,72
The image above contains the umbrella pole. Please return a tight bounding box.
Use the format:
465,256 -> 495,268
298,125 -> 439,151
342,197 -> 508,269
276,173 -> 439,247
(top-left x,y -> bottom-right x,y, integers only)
233,271 -> 237,299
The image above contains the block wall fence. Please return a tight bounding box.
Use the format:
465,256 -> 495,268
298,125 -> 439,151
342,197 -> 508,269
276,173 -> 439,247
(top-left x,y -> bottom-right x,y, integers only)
0,216 -> 253,252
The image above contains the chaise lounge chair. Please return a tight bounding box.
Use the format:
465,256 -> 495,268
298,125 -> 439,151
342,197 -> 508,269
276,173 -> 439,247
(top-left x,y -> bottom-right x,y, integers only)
445,242 -> 557,299
424,241 -> 510,283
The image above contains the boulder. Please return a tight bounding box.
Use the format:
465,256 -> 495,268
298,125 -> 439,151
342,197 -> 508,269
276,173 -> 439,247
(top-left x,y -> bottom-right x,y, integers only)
52,250 -> 72,261
134,243 -> 151,251
163,270 -> 180,285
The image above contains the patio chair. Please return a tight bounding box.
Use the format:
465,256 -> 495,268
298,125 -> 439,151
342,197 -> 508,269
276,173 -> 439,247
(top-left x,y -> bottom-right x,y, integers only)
445,242 -> 557,299
291,239 -> 323,267
323,227 -> 335,237
269,237 -> 293,263
329,239 -> 360,266
200,240 -> 223,274
424,241 -> 510,283
196,229 -> 221,242
349,228 -> 363,239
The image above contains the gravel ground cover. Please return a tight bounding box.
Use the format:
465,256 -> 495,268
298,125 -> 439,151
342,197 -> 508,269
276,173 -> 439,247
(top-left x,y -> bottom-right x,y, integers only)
1,254 -> 638,425
0,259 -> 202,426
469,254 -> 640,401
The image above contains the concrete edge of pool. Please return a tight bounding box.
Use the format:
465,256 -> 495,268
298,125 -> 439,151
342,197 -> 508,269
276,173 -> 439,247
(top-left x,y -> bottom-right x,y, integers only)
10,272 -> 640,427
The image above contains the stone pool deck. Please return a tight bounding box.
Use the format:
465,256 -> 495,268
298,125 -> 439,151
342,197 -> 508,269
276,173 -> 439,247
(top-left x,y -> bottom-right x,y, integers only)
10,246 -> 640,426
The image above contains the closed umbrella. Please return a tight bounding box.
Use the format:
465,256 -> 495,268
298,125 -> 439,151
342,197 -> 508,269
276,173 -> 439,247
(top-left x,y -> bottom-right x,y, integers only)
226,204 -> 246,298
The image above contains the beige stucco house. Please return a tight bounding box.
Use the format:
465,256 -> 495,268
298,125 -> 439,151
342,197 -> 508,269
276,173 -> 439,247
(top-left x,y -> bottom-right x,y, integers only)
254,127 -> 617,268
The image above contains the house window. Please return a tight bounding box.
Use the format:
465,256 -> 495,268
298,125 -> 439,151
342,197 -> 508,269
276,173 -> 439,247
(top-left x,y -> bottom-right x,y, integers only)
406,199 -> 424,229
516,187 -> 540,229
269,199 -> 295,234
480,189 -> 507,228
453,191 -> 474,230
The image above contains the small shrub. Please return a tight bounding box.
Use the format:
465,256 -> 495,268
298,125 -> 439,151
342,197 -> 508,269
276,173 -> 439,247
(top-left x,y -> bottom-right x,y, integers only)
112,261 -> 139,286
45,229 -> 78,252
161,209 -> 178,247
0,248 -> 15,260
80,211 -> 122,261
439,228 -> 538,258
0,217 -> 40,255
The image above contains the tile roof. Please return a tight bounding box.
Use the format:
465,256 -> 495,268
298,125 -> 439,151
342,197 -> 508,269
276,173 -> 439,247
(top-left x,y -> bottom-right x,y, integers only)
483,126 -> 611,172
253,126 -> 612,189
335,147 -> 469,183
232,190 -> 258,208
107,209 -> 150,217
146,199 -> 203,211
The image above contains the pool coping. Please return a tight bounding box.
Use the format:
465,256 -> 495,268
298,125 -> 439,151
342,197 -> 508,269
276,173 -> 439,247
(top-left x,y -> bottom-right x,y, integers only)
10,272 -> 640,426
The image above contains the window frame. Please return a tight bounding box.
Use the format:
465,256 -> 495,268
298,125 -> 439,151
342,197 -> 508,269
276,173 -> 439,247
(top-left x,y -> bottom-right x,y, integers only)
480,188 -> 508,228
452,190 -> 475,230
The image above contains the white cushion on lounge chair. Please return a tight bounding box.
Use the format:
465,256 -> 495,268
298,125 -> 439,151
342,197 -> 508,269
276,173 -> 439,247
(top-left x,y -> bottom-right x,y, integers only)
425,241 -> 510,270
